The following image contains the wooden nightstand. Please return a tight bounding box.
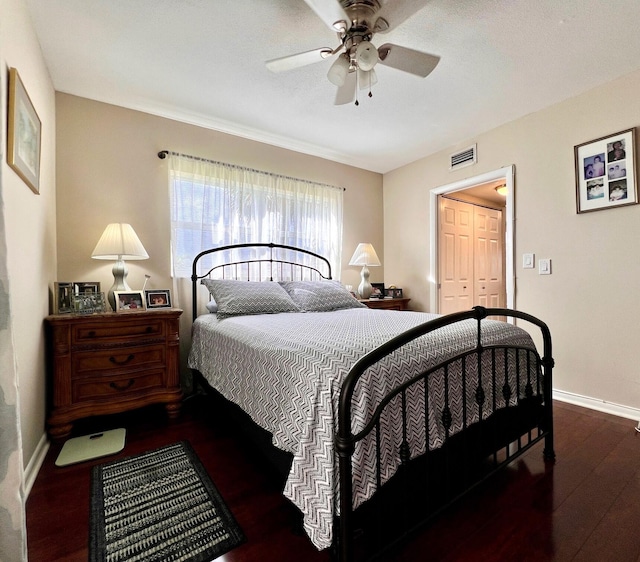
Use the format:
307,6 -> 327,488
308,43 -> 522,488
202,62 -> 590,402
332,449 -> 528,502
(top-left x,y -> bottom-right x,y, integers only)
45,309 -> 183,440
359,297 -> 411,311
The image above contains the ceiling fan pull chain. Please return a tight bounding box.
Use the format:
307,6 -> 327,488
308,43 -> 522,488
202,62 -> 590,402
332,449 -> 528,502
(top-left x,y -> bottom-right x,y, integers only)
355,68 -> 360,106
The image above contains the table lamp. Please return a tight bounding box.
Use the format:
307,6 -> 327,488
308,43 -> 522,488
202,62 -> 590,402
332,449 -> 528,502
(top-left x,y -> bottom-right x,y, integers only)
92,223 -> 149,311
348,243 -> 381,299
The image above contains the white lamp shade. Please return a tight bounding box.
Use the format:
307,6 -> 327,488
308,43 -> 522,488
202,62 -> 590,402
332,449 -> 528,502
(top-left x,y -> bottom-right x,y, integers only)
327,55 -> 350,87
355,41 -> 378,71
91,223 -> 149,260
349,243 -> 381,266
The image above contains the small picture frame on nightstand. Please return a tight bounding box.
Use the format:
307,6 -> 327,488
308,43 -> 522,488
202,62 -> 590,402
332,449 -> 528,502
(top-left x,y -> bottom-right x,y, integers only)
72,292 -> 106,314
114,291 -> 146,312
73,281 -> 101,295
53,282 -> 74,314
145,289 -> 172,309
370,283 -> 385,299
385,287 -> 403,298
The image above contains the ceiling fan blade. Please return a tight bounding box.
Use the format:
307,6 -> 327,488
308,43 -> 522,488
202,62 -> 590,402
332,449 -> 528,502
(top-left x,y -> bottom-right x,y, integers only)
334,71 -> 356,105
377,43 -> 440,77
266,48 -> 333,73
304,0 -> 351,32
374,0 -> 430,33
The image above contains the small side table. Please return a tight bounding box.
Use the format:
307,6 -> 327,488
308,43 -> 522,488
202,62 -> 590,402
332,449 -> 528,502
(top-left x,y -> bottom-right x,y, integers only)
45,308 -> 183,440
359,297 -> 411,311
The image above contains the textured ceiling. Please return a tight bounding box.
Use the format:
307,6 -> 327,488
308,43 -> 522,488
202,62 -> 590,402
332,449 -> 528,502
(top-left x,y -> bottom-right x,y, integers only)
26,0 -> 640,173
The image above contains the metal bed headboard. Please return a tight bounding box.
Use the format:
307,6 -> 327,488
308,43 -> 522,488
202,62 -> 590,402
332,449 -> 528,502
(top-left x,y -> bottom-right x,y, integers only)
191,242 -> 333,321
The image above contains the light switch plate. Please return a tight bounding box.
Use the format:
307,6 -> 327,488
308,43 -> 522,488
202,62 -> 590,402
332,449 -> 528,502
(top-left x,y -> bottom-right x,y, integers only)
523,253 -> 535,269
539,258 -> 551,275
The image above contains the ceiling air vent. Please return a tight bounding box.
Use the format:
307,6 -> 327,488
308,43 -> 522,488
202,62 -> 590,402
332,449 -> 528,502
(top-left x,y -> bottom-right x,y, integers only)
449,144 -> 477,170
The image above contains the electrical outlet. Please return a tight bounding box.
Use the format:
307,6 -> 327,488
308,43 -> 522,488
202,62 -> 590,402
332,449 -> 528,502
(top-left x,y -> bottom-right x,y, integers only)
538,258 -> 551,275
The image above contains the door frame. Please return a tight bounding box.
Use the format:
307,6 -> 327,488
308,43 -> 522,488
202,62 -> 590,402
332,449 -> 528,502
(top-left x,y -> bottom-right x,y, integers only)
429,165 -> 515,313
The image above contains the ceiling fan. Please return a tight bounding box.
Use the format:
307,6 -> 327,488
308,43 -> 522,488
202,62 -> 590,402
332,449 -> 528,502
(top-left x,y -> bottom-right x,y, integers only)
266,0 -> 440,105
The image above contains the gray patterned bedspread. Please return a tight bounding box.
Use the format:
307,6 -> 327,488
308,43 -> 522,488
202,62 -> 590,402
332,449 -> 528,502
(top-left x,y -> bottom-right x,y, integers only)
187,308 -> 538,550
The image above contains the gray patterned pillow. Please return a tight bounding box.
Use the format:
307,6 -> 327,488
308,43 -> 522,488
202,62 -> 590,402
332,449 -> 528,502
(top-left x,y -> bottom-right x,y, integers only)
280,280 -> 365,312
201,279 -> 300,318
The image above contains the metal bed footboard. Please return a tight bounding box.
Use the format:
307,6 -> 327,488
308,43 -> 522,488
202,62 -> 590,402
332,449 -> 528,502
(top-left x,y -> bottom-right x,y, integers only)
336,306 -> 554,561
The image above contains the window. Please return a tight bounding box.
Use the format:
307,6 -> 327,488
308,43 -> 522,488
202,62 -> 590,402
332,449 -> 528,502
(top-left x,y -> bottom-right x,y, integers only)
168,153 -> 343,278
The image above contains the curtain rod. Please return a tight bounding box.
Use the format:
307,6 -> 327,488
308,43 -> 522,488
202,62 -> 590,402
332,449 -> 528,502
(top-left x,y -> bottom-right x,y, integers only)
158,150 -> 345,191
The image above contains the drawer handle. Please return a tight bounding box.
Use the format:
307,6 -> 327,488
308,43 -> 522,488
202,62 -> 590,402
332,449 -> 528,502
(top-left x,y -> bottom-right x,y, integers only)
109,354 -> 134,365
109,379 -> 135,391
88,330 -> 96,338
145,326 -> 153,333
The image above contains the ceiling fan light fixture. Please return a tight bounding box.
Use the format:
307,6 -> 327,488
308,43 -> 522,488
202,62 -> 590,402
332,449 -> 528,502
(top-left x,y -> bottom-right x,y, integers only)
327,55 -> 350,86
373,16 -> 389,33
332,19 -> 348,33
355,40 -> 378,71
358,68 -> 377,90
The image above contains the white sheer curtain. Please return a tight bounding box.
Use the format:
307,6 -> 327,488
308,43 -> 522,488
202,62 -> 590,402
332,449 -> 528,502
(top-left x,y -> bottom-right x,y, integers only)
166,153 -> 344,378
168,153 -> 343,280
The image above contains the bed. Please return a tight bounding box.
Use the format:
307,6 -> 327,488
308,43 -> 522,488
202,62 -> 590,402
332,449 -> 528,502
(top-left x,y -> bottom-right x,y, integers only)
187,243 -> 554,561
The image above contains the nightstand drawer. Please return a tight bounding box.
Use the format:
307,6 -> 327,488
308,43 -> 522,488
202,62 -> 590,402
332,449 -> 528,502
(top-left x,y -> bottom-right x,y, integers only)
72,345 -> 166,376
72,370 -> 166,402
72,318 -> 165,344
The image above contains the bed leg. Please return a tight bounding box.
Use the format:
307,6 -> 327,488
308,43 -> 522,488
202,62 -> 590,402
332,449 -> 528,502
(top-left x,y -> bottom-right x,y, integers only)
543,395 -> 555,461
543,433 -> 556,461
183,369 -> 202,402
191,370 -> 200,395
541,351 -> 555,462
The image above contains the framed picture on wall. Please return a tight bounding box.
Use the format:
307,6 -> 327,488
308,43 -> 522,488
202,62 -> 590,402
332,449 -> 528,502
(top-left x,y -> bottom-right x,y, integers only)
7,68 -> 41,195
575,128 -> 638,213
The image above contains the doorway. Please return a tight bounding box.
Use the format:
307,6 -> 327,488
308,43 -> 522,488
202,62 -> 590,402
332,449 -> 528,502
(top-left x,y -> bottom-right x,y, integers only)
429,165 -> 515,314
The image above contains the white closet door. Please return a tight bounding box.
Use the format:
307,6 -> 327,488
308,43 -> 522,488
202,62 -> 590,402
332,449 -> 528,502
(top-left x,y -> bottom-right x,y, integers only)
438,197 -> 504,314
474,205 -> 504,308
438,197 -> 473,315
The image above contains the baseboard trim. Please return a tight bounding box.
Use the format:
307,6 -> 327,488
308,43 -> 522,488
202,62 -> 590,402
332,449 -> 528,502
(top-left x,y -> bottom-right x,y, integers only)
553,389 -> 640,423
24,432 -> 49,498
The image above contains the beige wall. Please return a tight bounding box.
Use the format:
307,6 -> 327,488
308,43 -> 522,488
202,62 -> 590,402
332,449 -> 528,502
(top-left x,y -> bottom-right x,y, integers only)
1,0 -> 57,468
55,93 -> 384,370
384,68 -> 640,414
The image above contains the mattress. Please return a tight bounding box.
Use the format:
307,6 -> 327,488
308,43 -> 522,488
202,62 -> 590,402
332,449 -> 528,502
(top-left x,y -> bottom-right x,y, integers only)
187,308 -> 538,549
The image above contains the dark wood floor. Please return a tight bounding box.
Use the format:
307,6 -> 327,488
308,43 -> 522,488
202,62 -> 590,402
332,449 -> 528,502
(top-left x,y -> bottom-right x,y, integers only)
27,396 -> 640,561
